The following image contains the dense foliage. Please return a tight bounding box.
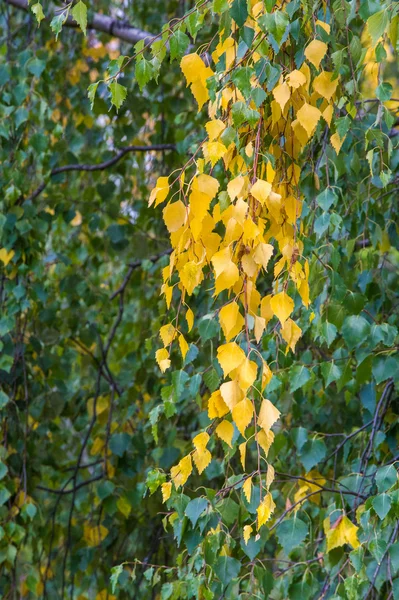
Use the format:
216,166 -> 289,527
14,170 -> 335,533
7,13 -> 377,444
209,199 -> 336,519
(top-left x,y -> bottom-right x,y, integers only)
0,0 -> 399,598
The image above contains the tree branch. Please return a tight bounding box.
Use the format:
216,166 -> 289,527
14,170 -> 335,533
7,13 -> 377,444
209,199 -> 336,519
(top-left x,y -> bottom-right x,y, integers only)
5,0 -> 154,46
26,143 -> 176,202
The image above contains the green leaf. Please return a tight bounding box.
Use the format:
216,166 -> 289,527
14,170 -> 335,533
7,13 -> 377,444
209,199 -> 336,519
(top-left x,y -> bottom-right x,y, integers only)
30,2 -> 45,25
230,0 -> 248,28
214,555 -> 241,586
135,58 -> 154,91
300,439 -> 326,471
317,188 -> 338,211
314,212 -> 330,237
0,391 -> 9,409
372,493 -> 391,520
87,82 -> 99,110
375,465 -> 398,493
320,321 -> 337,347
376,82 -> 393,102
289,365 -> 310,393
367,10 -> 388,47
50,12 -> 67,40
109,81 -> 127,111
342,315 -> 371,350
259,11 -> 290,48
185,498 -> 208,527
110,564 -> 124,593
72,1 -> 87,36
321,361 -> 342,387
372,355 -> 399,384
276,517 -> 308,554
170,30 -> 190,62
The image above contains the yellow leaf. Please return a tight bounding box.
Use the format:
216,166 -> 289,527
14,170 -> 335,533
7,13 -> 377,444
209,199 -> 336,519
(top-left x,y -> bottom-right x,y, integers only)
325,515 -> 360,552
83,524 -> 108,547
191,79 -> 209,110
296,103 -> 322,138
270,291 -> 294,325
193,448 -> 212,474
155,348 -> 171,372
281,318 -> 302,353
253,242 -> 273,270
243,524 -> 252,545
159,323 -> 176,346
261,360 -> 273,390
193,173 -> 220,199
193,432 -> 210,452
304,39 -> 328,70
189,189 -> 211,221
215,420 -> 234,447
323,104 -> 333,127
331,132 -> 346,154
217,342 -> 246,377
179,334 -> 189,360
117,496 -> 131,517
208,389 -> 230,419
71,211 -> 82,226
186,307 -> 194,332
219,302 -> 245,341
149,176 -> 169,207
227,175 -> 245,201
239,442 -> 247,469
313,71 -> 339,101
171,454 -> 192,489
232,398 -> 254,435
205,119 -> 226,141
220,379 -> 244,410
237,358 -> 258,391
257,492 -> 275,529
286,69 -> 307,89
181,53 -> 206,84
258,398 -> 281,432
254,315 -> 266,343
266,464 -> 275,488
251,179 -> 272,204
273,82 -> 291,111
203,141 -> 228,167
260,294 -> 274,324
243,476 -> 252,503
256,429 -> 274,456
211,246 -> 240,294
180,261 -> 203,295
163,200 -> 186,233
161,482 -> 172,503
0,248 -> 15,266
316,20 -> 331,34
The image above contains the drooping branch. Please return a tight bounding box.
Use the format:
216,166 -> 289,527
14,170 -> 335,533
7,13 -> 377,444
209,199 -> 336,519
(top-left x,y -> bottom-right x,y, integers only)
5,0 -> 155,45
25,143 -> 176,202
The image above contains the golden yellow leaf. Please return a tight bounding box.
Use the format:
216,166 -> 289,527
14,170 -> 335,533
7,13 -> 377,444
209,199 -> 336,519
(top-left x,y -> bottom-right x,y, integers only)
205,119 -> 226,141
217,342 -> 246,377
186,307 -> 194,332
179,334 -> 189,360
266,464 -> 275,488
331,132 -> 346,154
180,261 -> 203,295
84,524 -> 108,547
253,242 -> 274,270
155,348 -> 171,372
323,104 -> 333,127
243,476 -> 252,503
273,82 -> 291,111
256,429 -> 274,456
193,173 -> 220,199
243,524 -> 252,545
219,302 -> 245,341
161,482 -> 172,503
239,441 -> 247,469
325,515 -> 360,552
211,246 -> 240,294
220,380 -> 244,410
163,200 -> 187,233
208,390 -> 230,419
296,103 -> 322,137
237,358 -> 258,391
215,420 -> 234,447
313,71 -> 339,101
180,53 -> 208,85
189,189 -> 212,221
258,398 -> 281,432
251,178 -> 272,204
149,176 -> 169,207
227,175 -> 245,201
281,318 -> 302,353
270,291 -> 294,325
232,398 -> 254,435
71,211 -> 82,226
316,19 -> 331,34
193,448 -> 212,474
261,360 -> 273,390
286,69 -> 307,89
257,492 -> 275,529
0,248 -> 15,266
171,454 -> 192,489
304,39 -> 328,70
203,141 -> 228,167
159,323 -> 176,346
260,294 -> 274,324
254,315 -> 266,343
193,431 -> 210,452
